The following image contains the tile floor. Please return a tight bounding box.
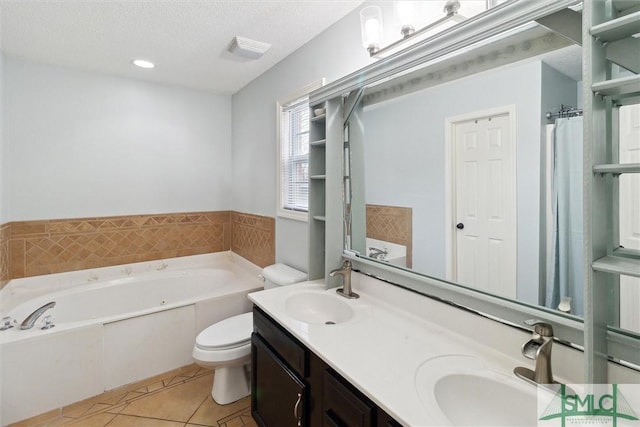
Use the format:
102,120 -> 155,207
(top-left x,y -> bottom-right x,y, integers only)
10,365 -> 257,427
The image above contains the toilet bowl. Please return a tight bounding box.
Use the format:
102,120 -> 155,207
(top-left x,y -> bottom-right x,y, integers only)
192,312 -> 253,404
193,263 -> 307,404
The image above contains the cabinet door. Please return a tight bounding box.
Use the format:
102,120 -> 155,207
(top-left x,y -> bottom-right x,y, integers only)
323,370 -> 373,427
253,307 -> 307,377
252,333 -> 306,427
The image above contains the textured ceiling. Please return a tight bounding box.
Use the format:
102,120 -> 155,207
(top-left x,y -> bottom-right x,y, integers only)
0,0 -> 364,94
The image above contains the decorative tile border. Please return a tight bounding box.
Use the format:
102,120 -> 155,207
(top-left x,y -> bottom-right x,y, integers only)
0,210 -> 276,286
366,204 -> 413,268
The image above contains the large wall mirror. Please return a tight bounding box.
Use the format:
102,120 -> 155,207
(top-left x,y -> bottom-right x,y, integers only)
342,6 -> 640,339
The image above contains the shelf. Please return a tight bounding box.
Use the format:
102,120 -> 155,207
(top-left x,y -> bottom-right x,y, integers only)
592,256 -> 640,278
592,75 -> 640,102
613,0 -> 640,13
590,11 -> 640,42
593,163 -> 640,174
310,114 -> 326,122
614,247 -> 640,260
312,215 -> 326,222
310,174 -> 326,180
310,139 -> 326,146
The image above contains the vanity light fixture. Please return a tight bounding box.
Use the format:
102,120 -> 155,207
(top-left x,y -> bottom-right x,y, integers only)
361,0 -> 467,59
132,59 -> 155,69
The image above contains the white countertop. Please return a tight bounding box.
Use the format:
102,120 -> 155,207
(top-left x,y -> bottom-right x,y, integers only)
248,276 -> 538,427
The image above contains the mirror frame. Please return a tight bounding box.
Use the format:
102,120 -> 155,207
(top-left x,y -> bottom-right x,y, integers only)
309,0 -> 640,370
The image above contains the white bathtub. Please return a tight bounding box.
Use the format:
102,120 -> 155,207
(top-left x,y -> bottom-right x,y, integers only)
0,252 -> 264,426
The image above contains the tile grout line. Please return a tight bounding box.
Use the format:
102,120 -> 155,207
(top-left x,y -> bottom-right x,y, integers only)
66,370 -> 215,425
184,393 -> 212,426
12,367 -> 212,426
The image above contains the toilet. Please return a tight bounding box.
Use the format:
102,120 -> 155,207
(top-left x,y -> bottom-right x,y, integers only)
192,263 -> 307,404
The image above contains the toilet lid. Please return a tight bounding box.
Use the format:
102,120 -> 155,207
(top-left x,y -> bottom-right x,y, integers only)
196,312 -> 253,350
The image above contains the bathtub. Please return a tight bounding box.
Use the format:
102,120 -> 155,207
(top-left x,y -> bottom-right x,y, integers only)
0,252 -> 264,426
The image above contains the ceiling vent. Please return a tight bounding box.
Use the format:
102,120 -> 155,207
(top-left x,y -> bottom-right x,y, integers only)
227,36 -> 271,60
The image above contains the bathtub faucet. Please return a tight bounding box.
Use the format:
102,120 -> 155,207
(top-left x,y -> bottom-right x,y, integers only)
20,301 -> 56,330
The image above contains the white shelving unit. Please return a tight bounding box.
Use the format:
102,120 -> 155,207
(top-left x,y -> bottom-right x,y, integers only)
308,106 -> 327,280
307,99 -> 345,282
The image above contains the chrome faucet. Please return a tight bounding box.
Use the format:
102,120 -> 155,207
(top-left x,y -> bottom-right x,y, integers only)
20,301 -> 56,330
514,320 -> 556,385
330,260 -> 359,299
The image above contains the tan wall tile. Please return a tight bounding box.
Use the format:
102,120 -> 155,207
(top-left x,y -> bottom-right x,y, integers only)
10,221 -> 48,238
230,212 -> 275,268
1,211 -> 246,281
0,224 -> 10,288
9,239 -> 26,279
366,204 -> 413,269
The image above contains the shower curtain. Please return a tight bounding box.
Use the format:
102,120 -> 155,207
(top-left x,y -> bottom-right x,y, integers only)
545,116 -> 584,316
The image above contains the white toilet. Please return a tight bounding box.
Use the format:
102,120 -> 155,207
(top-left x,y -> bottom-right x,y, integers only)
192,263 -> 307,404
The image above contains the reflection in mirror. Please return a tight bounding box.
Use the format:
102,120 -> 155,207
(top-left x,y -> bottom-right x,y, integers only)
345,16 -> 638,337
618,104 -> 640,334
364,0 -> 510,59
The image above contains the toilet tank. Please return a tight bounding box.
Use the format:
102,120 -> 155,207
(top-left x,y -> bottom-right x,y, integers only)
261,263 -> 307,290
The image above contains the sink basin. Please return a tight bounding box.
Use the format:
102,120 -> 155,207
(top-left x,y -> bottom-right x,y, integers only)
416,355 -> 539,426
284,291 -> 354,324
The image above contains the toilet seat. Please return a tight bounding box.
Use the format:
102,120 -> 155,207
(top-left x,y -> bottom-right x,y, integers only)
193,341 -> 251,364
195,312 -> 253,351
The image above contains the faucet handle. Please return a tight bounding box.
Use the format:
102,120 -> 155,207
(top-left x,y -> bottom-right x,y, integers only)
0,316 -> 16,331
41,315 -> 55,330
524,319 -> 553,337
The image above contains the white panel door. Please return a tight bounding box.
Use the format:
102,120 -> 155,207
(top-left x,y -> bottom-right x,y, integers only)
619,104 -> 640,333
454,113 -> 516,298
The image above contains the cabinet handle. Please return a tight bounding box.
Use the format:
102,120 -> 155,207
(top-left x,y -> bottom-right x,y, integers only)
294,392 -> 302,426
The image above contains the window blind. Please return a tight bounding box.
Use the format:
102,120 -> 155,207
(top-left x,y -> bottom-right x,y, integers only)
280,97 -> 310,214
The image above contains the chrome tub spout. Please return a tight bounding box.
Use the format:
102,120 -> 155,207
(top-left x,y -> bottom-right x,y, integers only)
20,301 -> 56,330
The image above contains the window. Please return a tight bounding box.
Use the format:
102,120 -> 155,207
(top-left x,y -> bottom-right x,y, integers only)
277,80 -> 323,221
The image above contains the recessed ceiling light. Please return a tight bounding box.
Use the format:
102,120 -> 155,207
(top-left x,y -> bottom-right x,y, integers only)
133,59 -> 155,69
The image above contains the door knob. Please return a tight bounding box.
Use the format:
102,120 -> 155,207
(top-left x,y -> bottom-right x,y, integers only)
456,223 -> 464,230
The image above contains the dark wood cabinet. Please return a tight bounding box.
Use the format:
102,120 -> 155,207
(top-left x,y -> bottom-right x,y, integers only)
251,306 -> 402,427
252,333 -> 306,427
323,369 -> 374,427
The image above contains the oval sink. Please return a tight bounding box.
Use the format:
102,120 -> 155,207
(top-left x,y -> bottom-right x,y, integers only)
416,355 -> 538,426
284,292 -> 353,325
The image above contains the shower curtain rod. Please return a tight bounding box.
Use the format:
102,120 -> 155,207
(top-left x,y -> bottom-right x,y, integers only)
546,104 -> 583,120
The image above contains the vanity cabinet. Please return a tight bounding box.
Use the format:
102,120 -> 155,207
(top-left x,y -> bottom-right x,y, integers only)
323,369 -> 373,426
252,334 -> 306,427
251,307 -> 402,427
